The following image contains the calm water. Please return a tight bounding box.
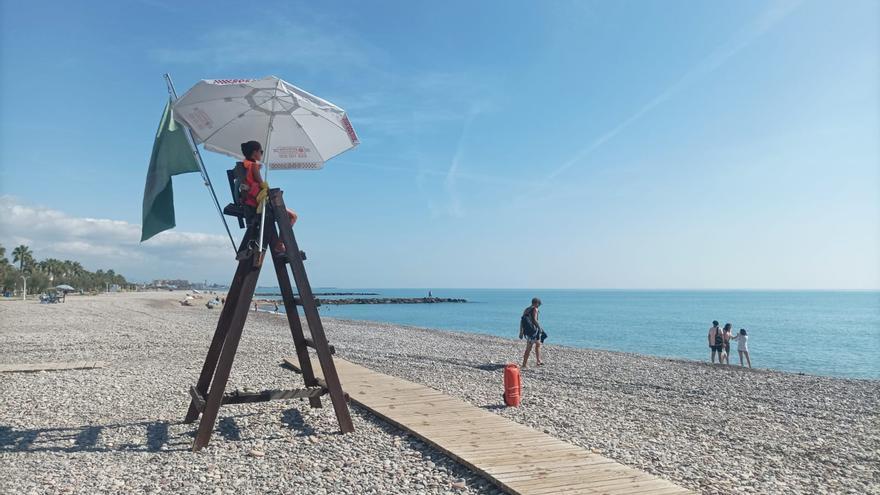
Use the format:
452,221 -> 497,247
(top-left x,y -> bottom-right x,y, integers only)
257,289 -> 880,379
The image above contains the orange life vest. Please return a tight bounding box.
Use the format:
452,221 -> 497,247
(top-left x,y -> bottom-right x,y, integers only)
242,160 -> 261,207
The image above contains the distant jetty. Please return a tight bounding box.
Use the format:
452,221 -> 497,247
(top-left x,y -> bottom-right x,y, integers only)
313,292 -> 380,296
255,291 -> 380,296
254,297 -> 467,306
317,297 -> 466,305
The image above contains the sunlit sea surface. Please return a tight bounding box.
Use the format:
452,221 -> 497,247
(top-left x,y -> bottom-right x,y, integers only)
254,289 -> 880,379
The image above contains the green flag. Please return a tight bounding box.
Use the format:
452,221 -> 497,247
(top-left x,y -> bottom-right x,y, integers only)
141,99 -> 201,242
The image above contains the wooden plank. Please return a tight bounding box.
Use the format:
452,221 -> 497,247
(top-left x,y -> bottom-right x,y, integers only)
411,421 -> 549,434
376,402 -> 477,413
270,224 -> 323,409
420,429 -> 568,444
510,470 -> 686,493
0,361 -> 107,373
483,461 -> 607,479
271,189 -> 353,434
425,434 -> 571,450
357,391 -> 449,404
221,386 -> 326,404
509,470 -> 654,491
592,480 -> 691,495
303,337 -> 334,354
486,455 -> 616,471
293,356 -> 692,495
192,246 -> 263,451
188,386 -> 206,413
481,455 -> 606,471
474,454 -> 600,468
185,227 -> 256,424
473,453 -> 595,468
525,480 -> 689,495
409,416 -> 505,426
493,461 -> 628,483
282,359 -> 349,402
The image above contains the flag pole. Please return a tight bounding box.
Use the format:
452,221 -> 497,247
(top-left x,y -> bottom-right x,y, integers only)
163,73 -> 237,253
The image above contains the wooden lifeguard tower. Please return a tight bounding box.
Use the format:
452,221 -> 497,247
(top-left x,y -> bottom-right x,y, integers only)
183,187 -> 353,451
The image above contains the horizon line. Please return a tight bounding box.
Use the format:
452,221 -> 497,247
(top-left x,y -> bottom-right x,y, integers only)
239,286 -> 880,292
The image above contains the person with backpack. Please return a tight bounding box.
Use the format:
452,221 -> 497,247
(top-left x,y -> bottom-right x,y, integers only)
708,320 -> 722,364
519,297 -> 547,368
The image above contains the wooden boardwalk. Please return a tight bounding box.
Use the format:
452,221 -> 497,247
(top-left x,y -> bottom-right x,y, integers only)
0,361 -> 106,373
286,356 -> 692,495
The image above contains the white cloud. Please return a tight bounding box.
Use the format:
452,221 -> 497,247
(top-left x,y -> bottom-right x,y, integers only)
151,17 -> 381,74
0,196 -> 231,283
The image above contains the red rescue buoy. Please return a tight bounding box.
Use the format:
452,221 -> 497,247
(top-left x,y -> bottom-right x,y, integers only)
503,363 -> 522,407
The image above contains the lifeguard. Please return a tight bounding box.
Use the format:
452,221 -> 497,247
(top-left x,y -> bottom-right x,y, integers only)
240,140 -> 298,249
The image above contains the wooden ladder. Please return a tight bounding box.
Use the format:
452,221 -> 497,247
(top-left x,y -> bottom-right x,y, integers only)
184,188 -> 354,451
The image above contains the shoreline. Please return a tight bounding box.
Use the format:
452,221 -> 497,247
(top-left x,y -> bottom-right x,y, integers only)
256,309 -> 880,383
182,288 -> 880,380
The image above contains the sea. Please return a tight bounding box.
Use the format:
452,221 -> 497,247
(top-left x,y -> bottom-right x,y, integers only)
253,289 -> 880,380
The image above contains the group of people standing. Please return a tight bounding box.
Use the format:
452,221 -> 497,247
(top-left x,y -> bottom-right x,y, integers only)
708,320 -> 751,368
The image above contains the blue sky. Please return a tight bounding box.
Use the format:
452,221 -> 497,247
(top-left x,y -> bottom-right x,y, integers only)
1,0 -> 878,289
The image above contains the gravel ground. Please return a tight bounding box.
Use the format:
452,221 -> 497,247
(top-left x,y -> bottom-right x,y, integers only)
329,319 -> 880,495
1,292 -> 878,494
0,293 -> 500,495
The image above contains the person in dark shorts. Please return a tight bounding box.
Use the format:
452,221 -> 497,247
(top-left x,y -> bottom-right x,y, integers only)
519,297 -> 546,368
708,320 -> 722,364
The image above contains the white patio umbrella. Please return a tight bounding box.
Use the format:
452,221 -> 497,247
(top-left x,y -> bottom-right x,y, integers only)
171,76 -> 359,170
170,76 -> 360,250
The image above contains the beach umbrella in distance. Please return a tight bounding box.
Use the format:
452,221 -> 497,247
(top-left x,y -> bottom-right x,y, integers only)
171,76 -> 359,171
55,284 -> 76,292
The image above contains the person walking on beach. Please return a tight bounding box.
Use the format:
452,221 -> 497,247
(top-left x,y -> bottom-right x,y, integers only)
519,297 -> 545,368
708,320 -> 722,364
721,323 -> 734,365
730,328 -> 752,368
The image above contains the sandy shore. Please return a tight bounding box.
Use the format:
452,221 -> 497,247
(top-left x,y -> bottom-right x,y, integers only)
1,292 -> 878,494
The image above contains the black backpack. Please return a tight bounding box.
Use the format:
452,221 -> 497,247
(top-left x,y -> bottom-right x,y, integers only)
520,307 -> 538,339
232,161 -> 249,205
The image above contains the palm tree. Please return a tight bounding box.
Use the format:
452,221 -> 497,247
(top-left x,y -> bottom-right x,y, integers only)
0,244 -> 8,266
12,245 -> 33,272
37,258 -> 63,283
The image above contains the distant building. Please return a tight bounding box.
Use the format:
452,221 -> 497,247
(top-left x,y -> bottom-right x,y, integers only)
151,279 -> 193,290
190,281 -> 228,291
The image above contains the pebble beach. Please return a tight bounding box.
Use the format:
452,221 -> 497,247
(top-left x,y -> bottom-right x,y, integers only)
1,292 -> 878,494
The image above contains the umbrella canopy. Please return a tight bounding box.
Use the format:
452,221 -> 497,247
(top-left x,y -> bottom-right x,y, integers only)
55,284 -> 75,292
171,76 -> 359,170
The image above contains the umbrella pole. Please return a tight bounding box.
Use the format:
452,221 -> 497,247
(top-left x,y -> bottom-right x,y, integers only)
163,73 -> 237,254
257,81 -> 279,255
257,122 -> 273,254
